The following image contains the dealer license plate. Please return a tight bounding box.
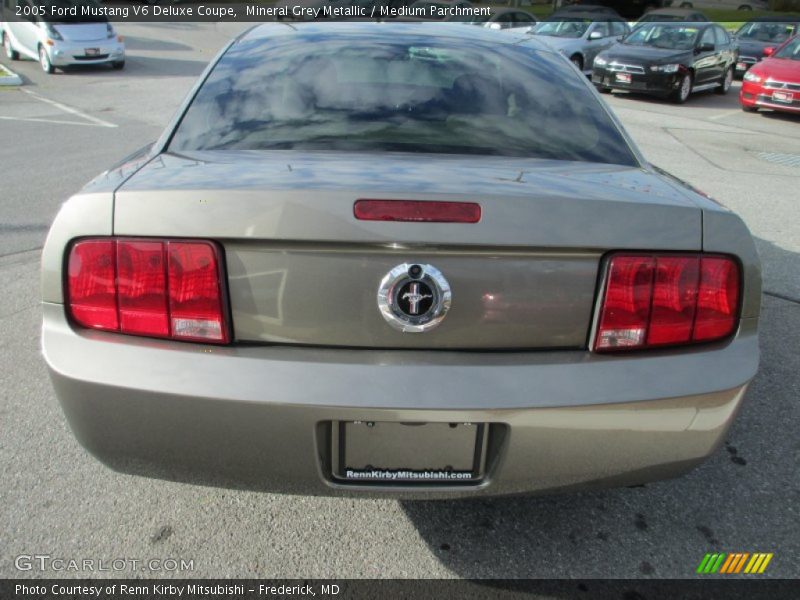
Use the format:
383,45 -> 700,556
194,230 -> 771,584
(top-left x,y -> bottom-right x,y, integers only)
772,91 -> 793,103
332,421 -> 486,484
615,72 -> 632,84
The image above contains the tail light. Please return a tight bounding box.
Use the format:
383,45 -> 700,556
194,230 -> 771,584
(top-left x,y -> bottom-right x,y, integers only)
594,253 -> 740,352
67,238 -> 229,344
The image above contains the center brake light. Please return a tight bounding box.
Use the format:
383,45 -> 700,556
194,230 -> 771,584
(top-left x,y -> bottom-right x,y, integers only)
594,253 -> 740,352
354,199 -> 481,223
67,238 -> 229,344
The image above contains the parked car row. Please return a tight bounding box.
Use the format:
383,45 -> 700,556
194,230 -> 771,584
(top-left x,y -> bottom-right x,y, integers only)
505,9 -> 799,114
1,0 -> 798,116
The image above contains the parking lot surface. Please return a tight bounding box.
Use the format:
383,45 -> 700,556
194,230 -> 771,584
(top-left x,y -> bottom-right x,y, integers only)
1,23 -> 798,579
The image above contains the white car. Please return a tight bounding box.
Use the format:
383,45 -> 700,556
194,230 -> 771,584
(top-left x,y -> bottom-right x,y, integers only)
1,1 -> 124,73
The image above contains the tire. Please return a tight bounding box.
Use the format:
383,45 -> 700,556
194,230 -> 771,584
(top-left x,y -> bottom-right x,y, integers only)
716,67 -> 733,95
595,84 -> 611,94
680,1 -> 692,7
738,4 -> 752,9
39,45 -> 55,74
742,105 -> 758,112
111,60 -> 125,70
3,32 -> 19,61
671,72 -> 692,104
570,55 -> 583,71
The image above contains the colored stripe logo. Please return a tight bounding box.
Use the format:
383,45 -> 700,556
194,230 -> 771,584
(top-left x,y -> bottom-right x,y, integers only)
697,553 -> 773,574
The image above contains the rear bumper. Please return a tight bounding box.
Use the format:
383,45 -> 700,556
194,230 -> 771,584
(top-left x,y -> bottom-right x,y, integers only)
43,303 -> 759,498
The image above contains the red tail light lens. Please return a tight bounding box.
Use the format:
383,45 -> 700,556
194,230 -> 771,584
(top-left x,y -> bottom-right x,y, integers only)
66,238 -> 229,344
67,239 -> 118,331
694,257 -> 740,342
354,199 -> 481,223
594,253 -> 740,352
117,240 -> 169,337
648,257 -> 699,346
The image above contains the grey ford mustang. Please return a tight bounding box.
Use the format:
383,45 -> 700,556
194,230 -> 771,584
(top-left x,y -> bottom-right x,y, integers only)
41,22 -> 760,498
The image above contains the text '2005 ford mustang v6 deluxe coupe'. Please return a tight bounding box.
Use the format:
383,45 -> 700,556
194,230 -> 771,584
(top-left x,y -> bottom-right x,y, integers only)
42,23 -> 760,498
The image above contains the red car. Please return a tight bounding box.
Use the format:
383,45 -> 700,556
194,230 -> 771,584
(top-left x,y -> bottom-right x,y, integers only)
740,35 -> 800,114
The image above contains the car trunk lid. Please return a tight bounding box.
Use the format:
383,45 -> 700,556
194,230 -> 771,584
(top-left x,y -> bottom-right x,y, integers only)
113,151 -> 701,349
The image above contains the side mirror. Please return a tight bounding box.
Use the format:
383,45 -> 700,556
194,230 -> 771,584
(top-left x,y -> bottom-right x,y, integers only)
763,46 -> 775,57
488,22 -> 502,30
589,30 -> 603,40
696,42 -> 714,53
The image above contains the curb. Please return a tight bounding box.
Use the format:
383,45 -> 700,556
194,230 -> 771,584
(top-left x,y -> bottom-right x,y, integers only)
0,62 -> 23,86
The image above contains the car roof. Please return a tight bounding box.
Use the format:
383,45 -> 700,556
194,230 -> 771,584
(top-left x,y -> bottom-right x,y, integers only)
240,21 -> 555,50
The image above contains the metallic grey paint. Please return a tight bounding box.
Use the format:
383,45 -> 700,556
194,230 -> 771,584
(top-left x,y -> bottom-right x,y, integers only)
41,22 -> 761,497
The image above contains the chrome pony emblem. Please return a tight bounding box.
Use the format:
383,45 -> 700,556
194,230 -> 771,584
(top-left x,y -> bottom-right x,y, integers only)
377,264 -> 451,333
401,282 -> 433,315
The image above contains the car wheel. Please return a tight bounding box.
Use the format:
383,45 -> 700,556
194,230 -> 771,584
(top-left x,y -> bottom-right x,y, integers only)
39,45 -> 55,74
3,32 -> 19,61
742,105 -> 758,112
595,85 -> 611,94
570,55 -> 583,71
680,2 -> 692,7
738,4 -> 752,9
716,67 -> 733,95
672,73 -> 692,104
111,61 -> 125,70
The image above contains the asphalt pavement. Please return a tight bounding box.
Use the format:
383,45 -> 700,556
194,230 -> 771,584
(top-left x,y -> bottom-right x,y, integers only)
1,23 -> 798,579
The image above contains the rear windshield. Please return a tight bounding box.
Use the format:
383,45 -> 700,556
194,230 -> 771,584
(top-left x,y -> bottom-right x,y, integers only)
169,30 -> 638,166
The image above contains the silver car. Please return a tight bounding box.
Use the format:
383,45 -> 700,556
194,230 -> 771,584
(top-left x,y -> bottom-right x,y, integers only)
42,23 -> 760,498
1,0 -> 125,73
529,12 -> 630,74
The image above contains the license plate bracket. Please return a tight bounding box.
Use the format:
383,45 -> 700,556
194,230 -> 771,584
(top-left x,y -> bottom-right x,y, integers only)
331,421 -> 487,484
84,48 -> 100,56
